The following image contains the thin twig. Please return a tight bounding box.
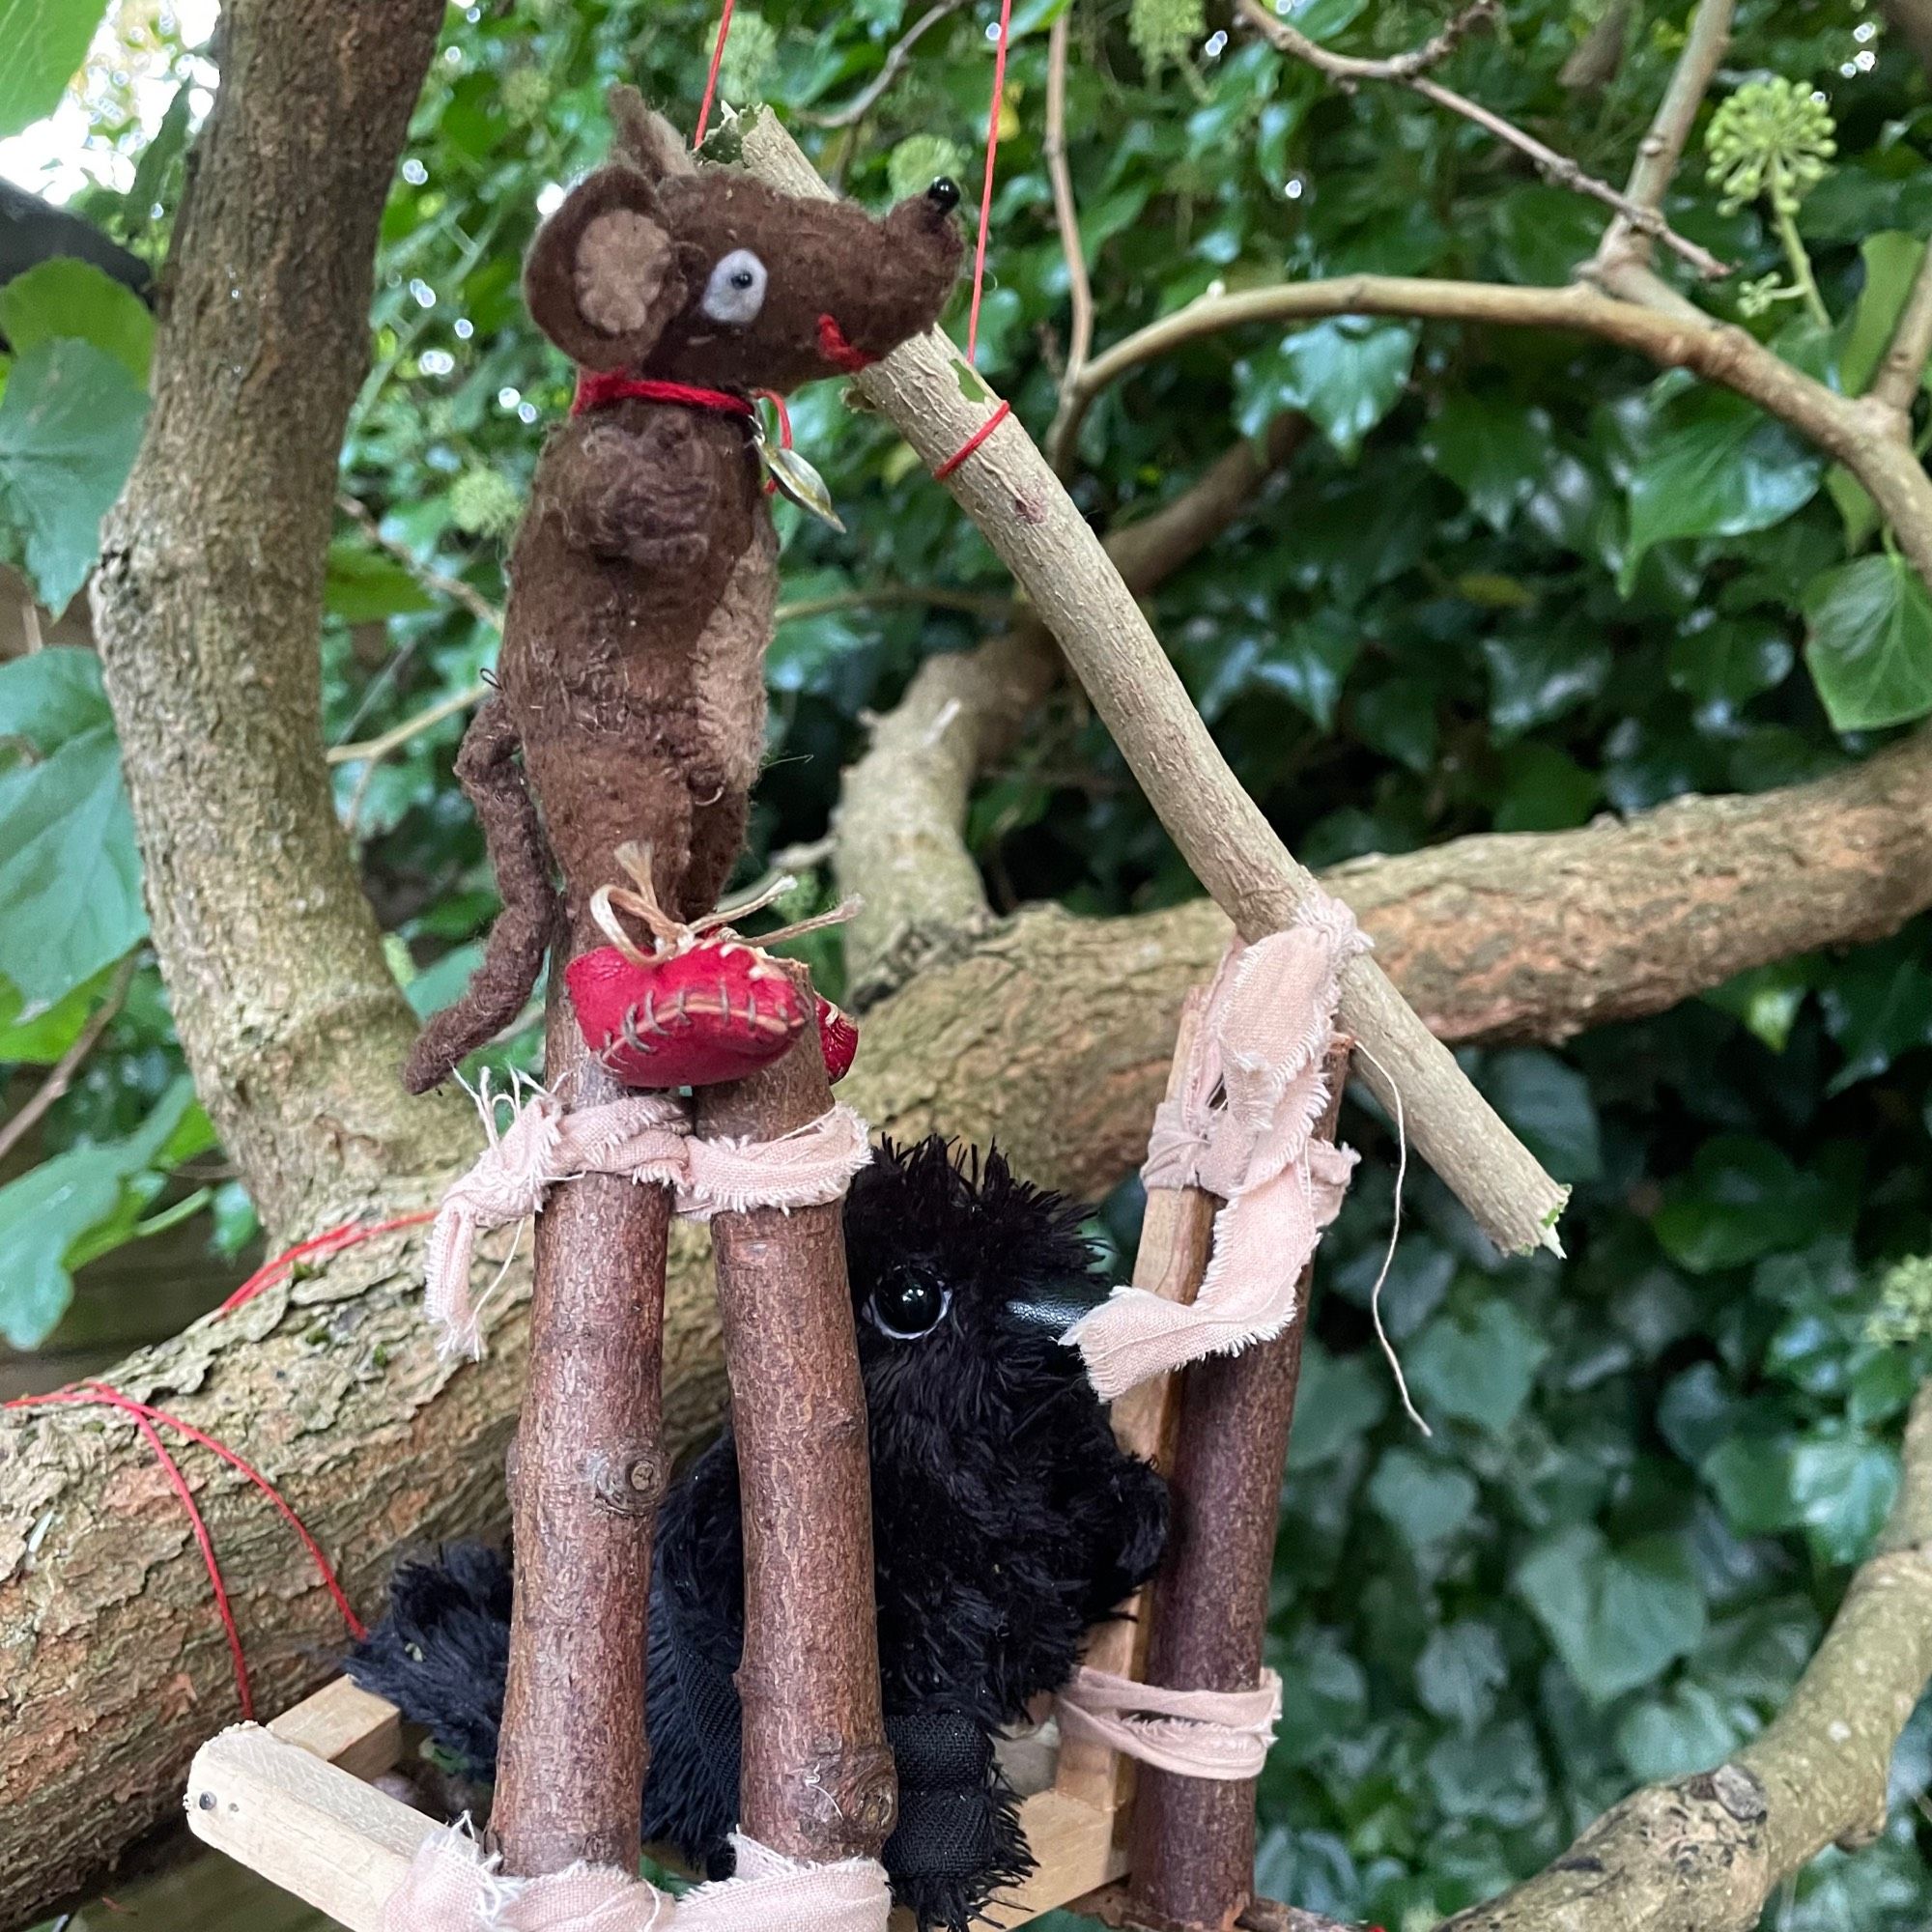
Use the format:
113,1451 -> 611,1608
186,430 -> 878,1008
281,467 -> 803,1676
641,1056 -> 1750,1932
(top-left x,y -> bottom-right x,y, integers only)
328,680 -> 488,767
1870,238 -> 1932,418
1238,0 -> 1729,280
1594,0 -> 1735,275
797,0 -> 968,128
0,955 -> 140,1171
335,494 -> 506,634
1045,11 -> 1094,433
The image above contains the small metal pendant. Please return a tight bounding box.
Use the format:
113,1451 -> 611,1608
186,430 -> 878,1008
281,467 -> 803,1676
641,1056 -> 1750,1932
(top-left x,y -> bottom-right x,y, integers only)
754,426 -> 845,532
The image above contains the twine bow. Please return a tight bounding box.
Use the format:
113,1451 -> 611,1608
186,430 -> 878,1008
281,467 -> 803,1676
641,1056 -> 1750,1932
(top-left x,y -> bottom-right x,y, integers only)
1065,893 -> 1369,1400
1054,1664 -> 1282,1781
424,1075 -> 872,1359
386,1824 -> 890,1932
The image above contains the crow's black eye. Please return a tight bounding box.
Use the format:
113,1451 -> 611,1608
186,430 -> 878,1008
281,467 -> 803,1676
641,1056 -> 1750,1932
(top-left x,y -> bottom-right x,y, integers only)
866,1267 -> 952,1342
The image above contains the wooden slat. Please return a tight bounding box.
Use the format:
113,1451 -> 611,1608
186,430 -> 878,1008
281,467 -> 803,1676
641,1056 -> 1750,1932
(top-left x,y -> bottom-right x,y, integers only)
186,1722 -> 438,1932
268,1676 -> 404,1781
1053,990 -> 1216,1816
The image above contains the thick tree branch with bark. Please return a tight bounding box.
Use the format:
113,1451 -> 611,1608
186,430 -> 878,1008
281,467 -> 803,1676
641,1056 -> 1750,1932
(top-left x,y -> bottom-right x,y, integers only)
89,0 -> 471,1236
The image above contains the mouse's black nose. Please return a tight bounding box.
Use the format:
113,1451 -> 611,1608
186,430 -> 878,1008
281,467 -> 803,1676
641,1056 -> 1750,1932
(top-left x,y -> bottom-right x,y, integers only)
926,177 -> 961,213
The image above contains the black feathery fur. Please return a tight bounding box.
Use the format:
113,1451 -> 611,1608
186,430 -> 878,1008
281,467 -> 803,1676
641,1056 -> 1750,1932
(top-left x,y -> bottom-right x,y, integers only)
349,1135 -> 1168,1931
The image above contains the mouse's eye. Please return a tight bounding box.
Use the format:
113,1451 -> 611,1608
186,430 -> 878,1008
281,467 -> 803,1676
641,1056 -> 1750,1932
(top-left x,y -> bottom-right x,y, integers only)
865,1268 -> 952,1343
700,248 -> 767,325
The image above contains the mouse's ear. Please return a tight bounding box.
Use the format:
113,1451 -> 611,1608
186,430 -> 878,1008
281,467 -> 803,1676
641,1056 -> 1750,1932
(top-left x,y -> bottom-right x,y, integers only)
608,85 -> 696,180
523,166 -> 687,371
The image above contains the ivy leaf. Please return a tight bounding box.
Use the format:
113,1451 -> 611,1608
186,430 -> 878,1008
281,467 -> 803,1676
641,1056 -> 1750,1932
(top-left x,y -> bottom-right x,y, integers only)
1802,554 -> 1932,732
1424,396 -> 1552,533
1367,1446 -> 1478,1550
1288,1340 -> 1389,1465
1621,395 -> 1822,592
1652,1135 -> 1828,1272
0,257 -> 154,384
1516,1525 -> 1707,1705
1414,1619 -> 1509,1732
323,540 -> 440,623
0,647 -> 146,1003
1837,233 -> 1930,397
1407,1301 -> 1548,1434
0,0 -> 111,138
1615,1683 -> 1747,1782
1787,1434 -> 1899,1566
0,1076 -> 192,1349
1481,1049 -> 1604,1183
0,339 -> 151,615
1236,319 -> 1417,459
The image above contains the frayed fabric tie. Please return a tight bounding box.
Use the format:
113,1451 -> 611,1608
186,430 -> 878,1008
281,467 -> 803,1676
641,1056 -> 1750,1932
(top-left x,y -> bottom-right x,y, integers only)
1065,894 -> 1369,1400
425,1078 -> 872,1358
1054,1664 -> 1281,1781
385,1824 -> 890,1932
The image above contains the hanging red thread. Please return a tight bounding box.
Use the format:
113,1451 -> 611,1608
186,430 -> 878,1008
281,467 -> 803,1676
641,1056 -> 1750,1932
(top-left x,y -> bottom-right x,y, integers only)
218,1208 -> 436,1316
694,0 -> 739,149
966,0 -> 1014,362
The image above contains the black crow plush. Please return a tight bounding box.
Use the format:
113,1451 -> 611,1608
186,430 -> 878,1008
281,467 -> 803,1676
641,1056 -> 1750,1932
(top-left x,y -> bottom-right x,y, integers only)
350,1135 -> 1169,1931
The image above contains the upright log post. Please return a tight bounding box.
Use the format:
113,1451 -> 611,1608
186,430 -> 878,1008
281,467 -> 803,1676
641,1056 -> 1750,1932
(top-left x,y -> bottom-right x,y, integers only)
696,972 -> 896,1862
1127,1042 -> 1354,1931
489,982 -> 672,1874
1056,993 -> 1214,1817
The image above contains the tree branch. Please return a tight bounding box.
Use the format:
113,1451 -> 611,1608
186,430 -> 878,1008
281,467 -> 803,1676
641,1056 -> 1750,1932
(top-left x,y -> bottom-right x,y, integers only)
739,110 -> 1570,1262
796,0 -> 967,128
1869,237 -> 1932,419
1592,0 -> 1735,279
1237,0 -> 1728,280
1045,271 -> 1932,592
6,720 -> 1932,1922
836,417 -> 1303,998
1438,1379 -> 1932,1932
91,0 -> 470,1236
336,495 -> 505,635
1045,12 -> 1094,428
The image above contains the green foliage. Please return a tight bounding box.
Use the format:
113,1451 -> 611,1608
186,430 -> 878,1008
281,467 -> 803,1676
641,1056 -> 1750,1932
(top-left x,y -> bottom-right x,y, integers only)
0,648 -> 146,1003
0,0 -> 111,138
8,1 -> 1932,1921
0,339 -> 149,614
0,257 -> 154,383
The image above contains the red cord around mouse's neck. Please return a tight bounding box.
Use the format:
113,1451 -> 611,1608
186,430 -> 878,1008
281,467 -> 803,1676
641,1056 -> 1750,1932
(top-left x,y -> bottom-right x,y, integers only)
570,371 -> 755,418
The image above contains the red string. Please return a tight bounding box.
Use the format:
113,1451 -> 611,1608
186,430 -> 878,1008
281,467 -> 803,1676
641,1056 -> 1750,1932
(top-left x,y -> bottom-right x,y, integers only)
933,398 -> 1011,480
753,387 -> 793,449
571,372 -> 754,419
694,0 -> 738,149
966,0 -> 1014,362
218,1208 -> 436,1315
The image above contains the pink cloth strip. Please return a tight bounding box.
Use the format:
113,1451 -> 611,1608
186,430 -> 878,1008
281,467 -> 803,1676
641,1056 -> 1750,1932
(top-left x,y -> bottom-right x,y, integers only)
1054,1664 -> 1282,1781
425,1081 -> 873,1358
1065,894 -> 1369,1400
384,1825 -> 891,1932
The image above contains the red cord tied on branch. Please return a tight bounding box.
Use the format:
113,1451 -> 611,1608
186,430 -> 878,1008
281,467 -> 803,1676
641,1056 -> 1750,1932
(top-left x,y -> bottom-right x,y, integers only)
1054,1664 -> 1283,1781
1065,894 -> 1369,1399
424,1073 -> 872,1359
386,1821 -> 889,1932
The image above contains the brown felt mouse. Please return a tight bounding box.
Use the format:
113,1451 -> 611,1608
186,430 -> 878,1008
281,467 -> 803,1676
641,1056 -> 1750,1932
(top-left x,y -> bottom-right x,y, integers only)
406,90 -> 961,1094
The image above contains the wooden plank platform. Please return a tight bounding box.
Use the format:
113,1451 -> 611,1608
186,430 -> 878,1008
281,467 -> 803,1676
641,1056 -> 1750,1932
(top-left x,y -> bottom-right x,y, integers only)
190,1677 -> 1122,1931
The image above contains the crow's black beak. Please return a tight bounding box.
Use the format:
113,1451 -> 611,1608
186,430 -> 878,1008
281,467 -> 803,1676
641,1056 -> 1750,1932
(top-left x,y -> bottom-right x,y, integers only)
1000,1271 -> 1114,1336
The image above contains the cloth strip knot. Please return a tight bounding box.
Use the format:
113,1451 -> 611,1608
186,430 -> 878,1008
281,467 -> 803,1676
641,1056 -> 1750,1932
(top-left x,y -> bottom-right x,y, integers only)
425,1081 -> 872,1359
1053,1664 -> 1281,1781
1065,891 -> 1369,1400
384,1824 -> 890,1932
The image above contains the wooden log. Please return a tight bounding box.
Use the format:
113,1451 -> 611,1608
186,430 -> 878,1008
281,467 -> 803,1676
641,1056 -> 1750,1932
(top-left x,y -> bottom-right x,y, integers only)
695,985 -> 895,1862
489,981 -> 673,1874
1127,1042 -> 1354,1931
1055,991 -> 1215,1817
